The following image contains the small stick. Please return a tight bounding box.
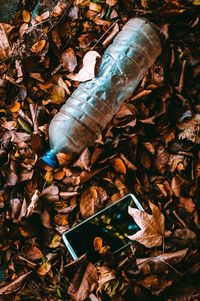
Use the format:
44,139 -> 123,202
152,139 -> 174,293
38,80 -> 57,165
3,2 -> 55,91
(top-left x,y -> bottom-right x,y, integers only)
91,19 -> 120,51
172,210 -> 187,228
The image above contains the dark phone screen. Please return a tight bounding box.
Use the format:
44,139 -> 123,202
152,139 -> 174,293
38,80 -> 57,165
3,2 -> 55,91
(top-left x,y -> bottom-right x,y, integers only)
63,195 -> 140,263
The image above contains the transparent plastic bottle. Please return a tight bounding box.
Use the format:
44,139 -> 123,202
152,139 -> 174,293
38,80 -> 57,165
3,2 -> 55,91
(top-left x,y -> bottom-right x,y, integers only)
42,18 -> 163,168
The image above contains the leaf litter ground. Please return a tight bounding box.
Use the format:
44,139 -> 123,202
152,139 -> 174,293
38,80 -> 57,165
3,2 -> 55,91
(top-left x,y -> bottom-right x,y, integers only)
0,0 -> 200,300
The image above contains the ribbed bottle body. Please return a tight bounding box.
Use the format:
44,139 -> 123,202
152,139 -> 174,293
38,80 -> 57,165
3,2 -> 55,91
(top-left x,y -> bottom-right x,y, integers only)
48,18 -> 162,155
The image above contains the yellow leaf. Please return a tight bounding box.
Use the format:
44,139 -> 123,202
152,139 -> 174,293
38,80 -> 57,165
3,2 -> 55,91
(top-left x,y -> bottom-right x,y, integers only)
31,40 -> 46,53
23,10 -> 31,23
112,158 -> 126,174
193,0 -> 200,4
74,0 -> 90,6
49,85 -> 65,104
44,170 -> 53,182
10,101 -> 21,113
54,170 -> 65,180
89,2 -> 102,12
49,234 -> 61,248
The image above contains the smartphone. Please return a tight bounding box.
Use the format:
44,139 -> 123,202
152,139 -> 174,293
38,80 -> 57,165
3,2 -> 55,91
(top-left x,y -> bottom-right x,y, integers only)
62,193 -> 143,263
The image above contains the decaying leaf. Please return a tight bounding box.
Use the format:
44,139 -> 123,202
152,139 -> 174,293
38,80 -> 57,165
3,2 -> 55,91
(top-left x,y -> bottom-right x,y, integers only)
22,245 -> 43,261
26,190 -> 40,217
136,248 -> 188,274
49,233 -> 61,248
60,48 -> 77,72
0,23 -> 12,60
80,186 -> 108,218
67,51 -> 100,82
68,261 -> 98,301
31,40 -> 46,53
128,201 -> 165,248
0,271 -> 31,295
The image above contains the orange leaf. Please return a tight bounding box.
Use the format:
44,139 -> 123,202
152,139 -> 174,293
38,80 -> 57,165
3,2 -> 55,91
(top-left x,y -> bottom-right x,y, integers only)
54,170 -> 65,180
112,158 -> 126,174
31,40 -> 46,53
37,262 -> 51,276
10,101 -> 21,113
93,237 -> 103,251
23,10 -> 31,23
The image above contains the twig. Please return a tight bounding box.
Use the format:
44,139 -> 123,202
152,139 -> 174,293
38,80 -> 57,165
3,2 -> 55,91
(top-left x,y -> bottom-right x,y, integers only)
172,210 -> 187,228
90,19 -> 120,51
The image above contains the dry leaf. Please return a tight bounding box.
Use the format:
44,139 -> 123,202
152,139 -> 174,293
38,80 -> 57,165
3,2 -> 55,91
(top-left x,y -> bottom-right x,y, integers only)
26,190 -> 40,217
73,148 -> 91,170
68,261 -> 98,301
106,0 -> 118,6
93,237 -> 103,251
128,201 -> 165,248
49,84 -> 65,104
89,2 -> 102,12
40,210 -> 52,229
60,48 -> 77,72
112,158 -> 126,174
37,261 -> 52,276
0,272 -> 31,295
49,233 -> 61,248
31,40 -> 46,53
80,186 -> 107,218
52,1 -> 67,17
136,248 -> 188,274
0,23 -> 12,60
67,51 -> 100,82
22,10 -> 31,23
22,245 -> 43,261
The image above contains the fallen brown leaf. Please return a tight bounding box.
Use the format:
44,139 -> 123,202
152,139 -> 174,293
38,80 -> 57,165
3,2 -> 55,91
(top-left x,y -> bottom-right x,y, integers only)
0,271 -> 31,295
68,261 -> 98,301
128,201 -> 165,248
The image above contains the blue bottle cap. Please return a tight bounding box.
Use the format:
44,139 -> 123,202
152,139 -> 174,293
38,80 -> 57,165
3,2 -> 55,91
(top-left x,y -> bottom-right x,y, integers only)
42,150 -> 59,168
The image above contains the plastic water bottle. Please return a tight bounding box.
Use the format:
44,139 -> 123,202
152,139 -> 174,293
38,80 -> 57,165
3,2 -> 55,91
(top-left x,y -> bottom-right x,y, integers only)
42,18 -> 163,168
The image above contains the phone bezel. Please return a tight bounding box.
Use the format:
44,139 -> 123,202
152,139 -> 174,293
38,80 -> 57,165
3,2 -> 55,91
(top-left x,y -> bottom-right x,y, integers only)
62,193 -> 144,261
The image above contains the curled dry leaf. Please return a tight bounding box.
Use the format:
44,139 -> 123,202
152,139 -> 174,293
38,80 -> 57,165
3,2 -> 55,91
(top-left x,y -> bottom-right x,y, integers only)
60,48 -> 77,72
49,233 -> 61,248
0,23 -> 12,60
93,237 -> 103,251
31,40 -> 46,53
40,210 -> 52,229
111,158 -> 126,174
68,261 -> 98,301
128,201 -> 165,248
106,0 -> 118,6
41,184 -> 59,202
0,271 -> 31,295
73,147 -> 91,170
67,51 -> 100,82
80,186 -> 108,218
22,245 -> 43,261
37,261 -> 52,276
22,10 -> 31,23
136,248 -> 188,274
26,190 -> 40,217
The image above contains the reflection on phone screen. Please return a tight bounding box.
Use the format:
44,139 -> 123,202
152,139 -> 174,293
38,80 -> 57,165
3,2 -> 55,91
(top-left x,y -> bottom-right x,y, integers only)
63,195 -> 140,263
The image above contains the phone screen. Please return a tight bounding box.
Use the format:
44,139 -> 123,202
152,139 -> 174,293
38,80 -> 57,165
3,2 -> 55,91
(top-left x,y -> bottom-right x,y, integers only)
63,194 -> 142,263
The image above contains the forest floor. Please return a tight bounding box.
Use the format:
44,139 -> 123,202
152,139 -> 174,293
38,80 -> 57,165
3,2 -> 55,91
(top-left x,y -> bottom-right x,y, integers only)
0,0 -> 200,300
